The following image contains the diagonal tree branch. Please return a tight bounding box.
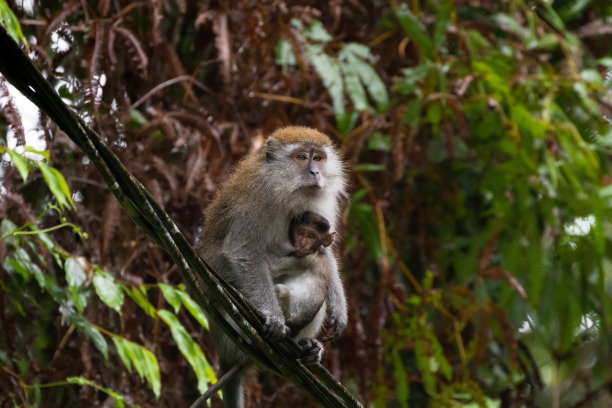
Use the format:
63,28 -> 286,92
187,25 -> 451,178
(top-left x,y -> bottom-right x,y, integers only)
0,25 -> 362,408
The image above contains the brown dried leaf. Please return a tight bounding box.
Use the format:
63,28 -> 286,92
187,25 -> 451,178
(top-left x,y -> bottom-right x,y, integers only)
44,1 -> 81,37
98,0 -> 110,17
184,143 -> 208,195
213,13 -> 231,87
88,20 -> 106,106
113,26 -> 149,71
0,80 -> 25,146
151,156 -> 178,194
101,195 -> 120,258
194,10 -> 216,27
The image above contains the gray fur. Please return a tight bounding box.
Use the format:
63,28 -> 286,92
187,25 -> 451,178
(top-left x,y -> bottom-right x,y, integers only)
197,129 -> 347,408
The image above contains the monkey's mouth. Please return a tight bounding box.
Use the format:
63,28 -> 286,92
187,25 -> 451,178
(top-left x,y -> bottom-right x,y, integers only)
301,184 -> 323,194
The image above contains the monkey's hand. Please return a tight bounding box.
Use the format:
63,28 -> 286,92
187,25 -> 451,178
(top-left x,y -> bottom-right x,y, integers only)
262,314 -> 289,341
298,338 -> 323,364
320,313 -> 347,343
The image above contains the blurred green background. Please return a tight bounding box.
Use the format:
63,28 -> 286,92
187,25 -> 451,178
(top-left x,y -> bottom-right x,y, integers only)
1,0 -> 612,407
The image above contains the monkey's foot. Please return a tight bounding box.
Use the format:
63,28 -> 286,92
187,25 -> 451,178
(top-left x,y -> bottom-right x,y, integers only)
320,314 -> 347,343
262,314 -> 289,340
298,338 -> 323,364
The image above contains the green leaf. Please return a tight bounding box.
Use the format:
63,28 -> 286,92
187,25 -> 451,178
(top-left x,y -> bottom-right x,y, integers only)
142,345 -> 162,398
124,285 -> 156,318
413,336 -> 435,393
367,132 -> 391,152
0,0 -> 27,46
176,290 -> 209,329
111,336 -> 161,398
158,283 -> 182,313
111,336 -> 132,372
6,253 -> 30,280
424,328 -> 452,381
558,0 -> 591,21
395,4 -> 433,58
5,247 -> 46,288
128,109 -> 148,129
274,39 -> 296,71
69,313 -> 108,359
538,3 -> 565,32
71,286 -> 91,313
340,61 -> 369,111
432,2 -> 451,49
307,47 -> 346,123
23,146 -> 50,160
37,162 -> 76,210
66,377 -> 126,407
354,164 -> 386,172
93,269 -> 124,314
393,352 -> 409,407
395,61 -> 435,95
494,14 -> 526,38
293,18 -> 333,43
343,46 -> 388,111
158,310 -> 216,393
1,218 -> 18,236
349,202 -> 382,259
65,257 -> 86,288
7,149 -> 29,182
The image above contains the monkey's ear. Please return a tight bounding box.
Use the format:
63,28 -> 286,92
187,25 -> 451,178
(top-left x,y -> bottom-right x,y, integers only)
322,231 -> 335,247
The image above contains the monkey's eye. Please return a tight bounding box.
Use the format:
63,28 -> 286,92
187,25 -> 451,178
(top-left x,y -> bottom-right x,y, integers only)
296,153 -> 308,161
313,154 -> 323,161
308,233 -> 315,239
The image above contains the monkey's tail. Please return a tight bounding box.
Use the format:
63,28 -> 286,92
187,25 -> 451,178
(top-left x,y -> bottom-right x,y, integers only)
190,364 -> 245,408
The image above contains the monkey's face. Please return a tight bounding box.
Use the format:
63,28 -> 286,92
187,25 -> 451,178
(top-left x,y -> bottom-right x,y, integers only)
265,130 -> 346,197
291,144 -> 328,189
293,225 -> 323,257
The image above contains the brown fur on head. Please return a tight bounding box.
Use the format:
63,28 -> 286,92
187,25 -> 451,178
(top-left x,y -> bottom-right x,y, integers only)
267,126 -> 332,147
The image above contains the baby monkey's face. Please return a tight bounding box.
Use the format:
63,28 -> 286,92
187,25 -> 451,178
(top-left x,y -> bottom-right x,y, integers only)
292,225 -> 333,257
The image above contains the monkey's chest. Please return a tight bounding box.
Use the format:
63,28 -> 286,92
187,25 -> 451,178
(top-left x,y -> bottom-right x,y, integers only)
274,273 -> 326,325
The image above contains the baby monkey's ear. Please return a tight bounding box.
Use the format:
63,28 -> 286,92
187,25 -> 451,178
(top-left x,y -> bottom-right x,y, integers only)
322,231 -> 336,247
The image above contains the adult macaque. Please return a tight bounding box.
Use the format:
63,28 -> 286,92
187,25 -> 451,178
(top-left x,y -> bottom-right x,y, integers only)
197,127 -> 347,408
191,211 -> 338,408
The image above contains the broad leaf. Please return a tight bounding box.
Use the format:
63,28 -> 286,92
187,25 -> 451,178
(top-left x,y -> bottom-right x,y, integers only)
93,268 -> 124,314
158,310 -> 216,393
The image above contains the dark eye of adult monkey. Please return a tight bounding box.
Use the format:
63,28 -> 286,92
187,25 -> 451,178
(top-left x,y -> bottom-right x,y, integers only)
195,127 -> 348,408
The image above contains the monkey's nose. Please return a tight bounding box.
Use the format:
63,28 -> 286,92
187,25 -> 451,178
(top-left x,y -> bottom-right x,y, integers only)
309,163 -> 320,175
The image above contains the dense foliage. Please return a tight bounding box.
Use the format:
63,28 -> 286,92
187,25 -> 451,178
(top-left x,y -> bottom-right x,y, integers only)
2,0 -> 612,407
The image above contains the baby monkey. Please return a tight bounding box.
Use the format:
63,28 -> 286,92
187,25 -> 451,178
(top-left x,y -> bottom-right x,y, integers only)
272,211 -> 335,336
192,211 -> 335,408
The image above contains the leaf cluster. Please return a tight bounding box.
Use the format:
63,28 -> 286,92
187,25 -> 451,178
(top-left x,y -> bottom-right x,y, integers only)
2,0 -> 612,407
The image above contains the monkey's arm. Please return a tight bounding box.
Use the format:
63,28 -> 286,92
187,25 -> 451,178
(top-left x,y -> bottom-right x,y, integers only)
221,231 -> 288,339
268,255 -> 297,275
321,254 -> 347,342
268,254 -> 314,277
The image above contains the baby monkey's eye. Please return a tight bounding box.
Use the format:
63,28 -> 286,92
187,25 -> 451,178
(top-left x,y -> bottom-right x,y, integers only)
308,233 -> 315,239
296,153 -> 308,160
313,155 -> 323,161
